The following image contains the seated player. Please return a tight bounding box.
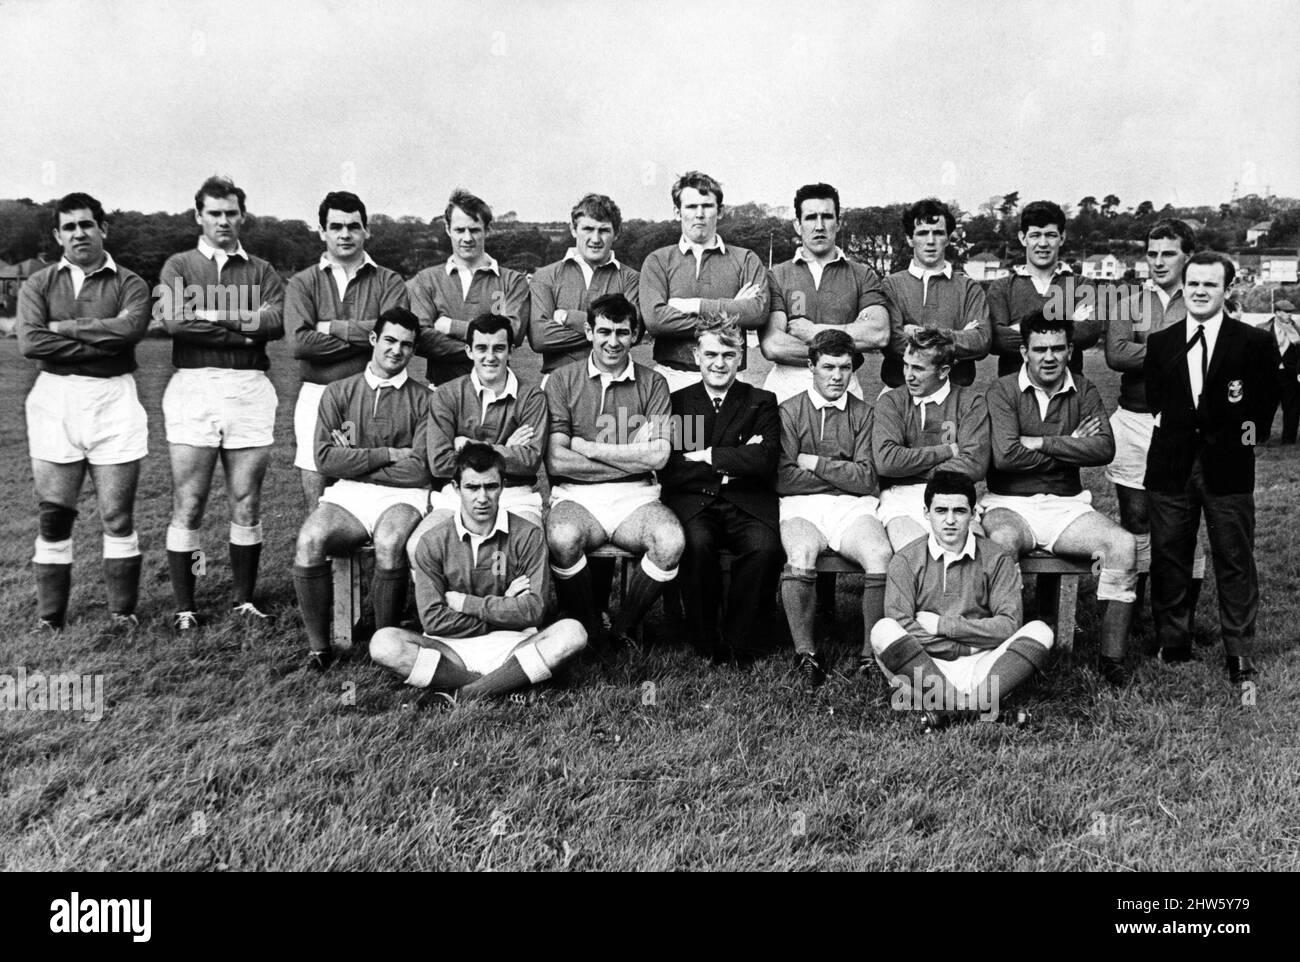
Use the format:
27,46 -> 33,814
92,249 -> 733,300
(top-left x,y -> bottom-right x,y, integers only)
660,315 -> 783,665
17,192 -> 151,633
981,312 -> 1136,685
777,329 -> 893,690
873,328 -> 990,551
545,293 -> 684,644
880,198 -> 991,388
870,470 -> 1054,729
292,307 -> 432,671
407,313 -> 546,561
370,443 -> 587,703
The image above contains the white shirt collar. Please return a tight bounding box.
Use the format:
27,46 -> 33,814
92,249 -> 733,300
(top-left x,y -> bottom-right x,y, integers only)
445,254 -> 500,277
1018,364 -> 1076,406
793,246 -> 846,266
806,385 -> 848,411
912,379 -> 952,408
198,236 -> 249,261
587,355 -> 635,383
927,530 -> 977,565
470,367 -> 519,401
677,234 -> 726,255
1187,312 -> 1224,339
907,260 -> 953,280
364,366 -> 410,391
58,252 -> 118,276
454,506 -> 510,545
564,247 -> 620,270
319,252 -> 377,273
1144,281 -> 1181,309
1012,262 -> 1072,277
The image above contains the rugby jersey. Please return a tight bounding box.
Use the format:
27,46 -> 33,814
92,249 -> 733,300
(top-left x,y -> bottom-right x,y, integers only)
872,382 -> 990,487
776,388 -> 877,496
427,369 -> 548,487
528,253 -> 640,373
881,266 -> 990,387
314,368 -> 432,487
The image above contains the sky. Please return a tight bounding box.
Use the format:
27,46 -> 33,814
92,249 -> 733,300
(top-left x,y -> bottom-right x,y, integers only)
3,0 -> 1298,223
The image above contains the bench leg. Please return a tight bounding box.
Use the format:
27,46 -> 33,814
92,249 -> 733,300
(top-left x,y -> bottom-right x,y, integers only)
1056,575 -> 1078,653
331,555 -> 359,652
1036,572 -> 1061,627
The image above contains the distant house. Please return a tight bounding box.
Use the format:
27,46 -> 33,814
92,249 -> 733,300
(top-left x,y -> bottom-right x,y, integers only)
1246,221 -> 1272,246
1133,259 -> 1150,280
1234,252 -> 1261,282
964,251 -> 1008,281
1259,254 -> 1299,284
1080,253 -> 1125,280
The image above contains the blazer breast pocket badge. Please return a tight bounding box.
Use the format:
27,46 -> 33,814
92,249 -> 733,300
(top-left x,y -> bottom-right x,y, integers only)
1227,380 -> 1243,404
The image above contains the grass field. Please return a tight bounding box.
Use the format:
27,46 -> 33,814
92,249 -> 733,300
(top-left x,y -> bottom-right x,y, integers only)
1,335 -> 1298,871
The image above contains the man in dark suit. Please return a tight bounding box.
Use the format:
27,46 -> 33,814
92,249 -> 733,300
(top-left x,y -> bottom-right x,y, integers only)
1262,299 -> 1300,445
1144,251 -> 1280,685
660,315 -> 783,665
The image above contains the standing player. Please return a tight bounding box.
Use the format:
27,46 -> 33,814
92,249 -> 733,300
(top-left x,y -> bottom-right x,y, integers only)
292,308 -> 431,671
881,198 -> 990,388
987,200 -> 1101,377
529,193 -> 640,376
371,444 -> 587,703
660,315 -> 783,664
287,191 -> 409,505
408,313 -> 547,552
777,329 -> 893,689
760,182 -> 890,402
18,193 -> 150,632
157,176 -> 285,631
545,293 -> 684,644
1104,219 -> 1200,620
982,313 -> 1136,684
873,329 -> 990,552
639,171 -> 769,394
1144,253 -> 1279,685
407,189 -> 529,386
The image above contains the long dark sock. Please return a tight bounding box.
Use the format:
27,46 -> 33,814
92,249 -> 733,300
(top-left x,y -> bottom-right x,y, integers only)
229,542 -> 262,605
614,565 -> 668,634
780,565 -> 817,655
1101,600 -> 1134,660
878,633 -> 958,708
371,565 -> 409,630
293,563 -> 332,652
589,556 -> 616,612
860,573 -> 886,654
34,563 -> 72,627
103,556 -> 142,616
815,571 -> 837,619
167,550 -> 197,611
985,636 -> 1050,700
460,657 -> 531,701
554,565 -> 597,638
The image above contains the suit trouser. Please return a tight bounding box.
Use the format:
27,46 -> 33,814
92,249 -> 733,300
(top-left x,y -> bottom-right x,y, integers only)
1148,455 -> 1258,656
678,500 -> 783,652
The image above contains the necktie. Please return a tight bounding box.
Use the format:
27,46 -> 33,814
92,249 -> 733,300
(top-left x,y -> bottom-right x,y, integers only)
712,396 -> 722,414
1191,324 -> 1207,406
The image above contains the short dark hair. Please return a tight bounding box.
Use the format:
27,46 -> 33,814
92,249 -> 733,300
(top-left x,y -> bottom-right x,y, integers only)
55,192 -> 105,228
1148,218 -> 1196,254
195,175 -> 246,215
924,469 -> 977,510
444,188 -> 493,230
1019,310 -> 1074,346
318,191 -> 368,230
570,193 -> 622,234
904,328 -> 956,370
1019,200 -> 1066,234
1182,250 -> 1236,288
588,292 -> 642,341
373,306 -> 419,338
454,441 -> 505,484
809,328 -> 856,363
903,198 -> 955,235
467,313 -> 514,345
793,183 -> 840,220
671,170 -> 723,211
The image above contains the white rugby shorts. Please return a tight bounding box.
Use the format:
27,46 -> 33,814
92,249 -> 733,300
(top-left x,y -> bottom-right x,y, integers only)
26,371 -> 148,465
163,368 -> 277,448
779,492 -> 881,553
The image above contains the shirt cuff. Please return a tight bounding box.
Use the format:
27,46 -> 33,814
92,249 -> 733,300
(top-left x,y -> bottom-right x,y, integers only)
460,593 -> 486,620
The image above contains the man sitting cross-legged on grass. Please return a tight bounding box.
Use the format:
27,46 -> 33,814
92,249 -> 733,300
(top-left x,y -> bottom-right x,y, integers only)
870,470 -> 1054,730
777,328 -> 893,690
981,311 -> 1136,686
370,443 -> 587,704
292,307 -> 432,672
405,312 -> 547,564
873,328 -> 990,553
545,293 -> 684,646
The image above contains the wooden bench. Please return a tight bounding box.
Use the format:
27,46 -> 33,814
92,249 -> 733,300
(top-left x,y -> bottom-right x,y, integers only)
1018,549 -> 1091,652
329,546 -> 374,652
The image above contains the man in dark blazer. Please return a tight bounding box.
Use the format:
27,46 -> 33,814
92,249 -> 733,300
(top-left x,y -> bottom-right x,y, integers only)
1144,251 -> 1280,684
660,315 -> 783,665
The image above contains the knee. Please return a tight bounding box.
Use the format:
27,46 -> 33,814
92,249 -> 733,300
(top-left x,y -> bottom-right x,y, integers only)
869,617 -> 906,655
986,525 -> 1020,554
369,627 -> 404,667
783,538 -> 818,570
100,507 -> 133,537
1017,619 -> 1055,650
38,501 -> 78,542
1105,531 -> 1137,569
230,493 -> 260,525
553,618 -> 588,659
372,530 -> 410,570
863,542 -> 893,573
547,522 -> 583,563
295,523 -> 328,563
650,524 -> 685,565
